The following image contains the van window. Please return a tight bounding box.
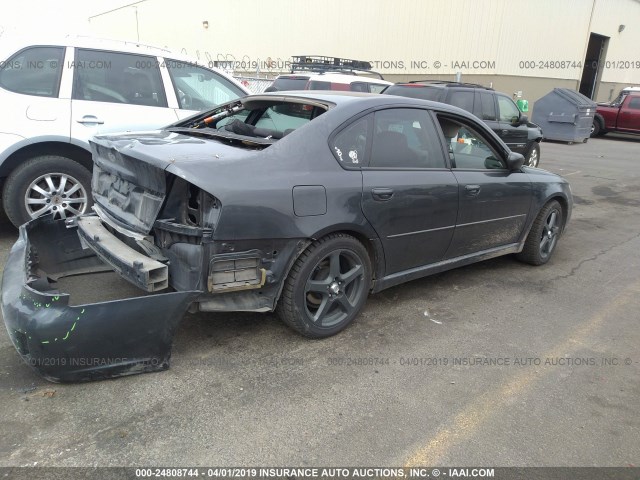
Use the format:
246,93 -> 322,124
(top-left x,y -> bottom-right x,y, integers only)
166,60 -> 245,109
0,46 -> 64,97
73,49 -> 168,107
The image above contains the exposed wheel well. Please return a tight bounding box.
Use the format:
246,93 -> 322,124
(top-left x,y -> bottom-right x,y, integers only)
0,142 -> 93,180
593,114 -> 605,130
332,230 -> 379,277
549,195 -> 569,233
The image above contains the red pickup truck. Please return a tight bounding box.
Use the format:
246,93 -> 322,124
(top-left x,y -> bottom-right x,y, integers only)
591,91 -> 640,136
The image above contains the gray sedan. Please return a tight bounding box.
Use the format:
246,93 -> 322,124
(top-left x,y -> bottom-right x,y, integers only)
1,92 -> 572,381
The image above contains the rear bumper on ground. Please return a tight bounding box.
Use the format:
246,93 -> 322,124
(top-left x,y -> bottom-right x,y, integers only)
1,216 -> 199,382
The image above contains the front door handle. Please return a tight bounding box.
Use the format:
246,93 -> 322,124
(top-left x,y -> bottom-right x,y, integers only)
77,115 -> 104,125
501,129 -> 509,135
465,184 -> 481,196
371,187 -> 394,201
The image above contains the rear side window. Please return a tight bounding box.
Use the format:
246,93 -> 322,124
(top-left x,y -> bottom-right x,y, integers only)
307,80 -> 332,90
72,49 -> 167,107
448,90 -> 474,113
166,60 -> 245,110
478,92 -> 497,120
350,82 -> 368,93
0,46 -> 64,97
370,108 -> 446,168
331,115 -> 371,167
271,77 -> 309,91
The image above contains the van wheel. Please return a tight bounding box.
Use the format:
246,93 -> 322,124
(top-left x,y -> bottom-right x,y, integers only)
3,156 -> 92,227
277,234 -> 371,338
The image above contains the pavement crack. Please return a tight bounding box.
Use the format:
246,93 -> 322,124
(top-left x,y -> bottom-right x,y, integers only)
549,231 -> 640,283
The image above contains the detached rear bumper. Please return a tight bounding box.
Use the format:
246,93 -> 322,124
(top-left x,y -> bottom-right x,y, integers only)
1,216 -> 199,382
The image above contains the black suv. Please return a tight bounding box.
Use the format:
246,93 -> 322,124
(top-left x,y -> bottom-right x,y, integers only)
383,81 -> 543,167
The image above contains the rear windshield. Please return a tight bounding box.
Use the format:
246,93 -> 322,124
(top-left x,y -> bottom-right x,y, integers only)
384,85 -> 445,102
271,77 -> 309,91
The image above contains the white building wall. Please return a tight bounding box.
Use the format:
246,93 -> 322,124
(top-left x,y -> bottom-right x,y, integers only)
87,0 -> 640,84
590,0 -> 640,84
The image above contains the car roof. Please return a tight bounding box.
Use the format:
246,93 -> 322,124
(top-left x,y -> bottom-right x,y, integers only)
1,33 -> 172,56
391,81 -> 494,91
306,73 -> 392,85
0,33 -> 250,94
244,90 -> 475,114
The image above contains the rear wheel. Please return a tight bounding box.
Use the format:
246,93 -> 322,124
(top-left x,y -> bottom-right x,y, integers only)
590,118 -> 605,137
3,156 -> 92,227
277,234 -> 371,338
516,200 -> 563,266
525,143 -> 540,167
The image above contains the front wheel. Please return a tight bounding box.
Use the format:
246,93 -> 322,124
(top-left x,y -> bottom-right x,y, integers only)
3,155 -> 92,227
516,200 -> 564,266
525,143 -> 540,167
277,234 -> 372,338
590,119 -> 601,137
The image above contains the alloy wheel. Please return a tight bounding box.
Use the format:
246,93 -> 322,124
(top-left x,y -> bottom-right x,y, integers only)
24,173 -> 89,220
539,209 -> 560,259
304,249 -> 366,327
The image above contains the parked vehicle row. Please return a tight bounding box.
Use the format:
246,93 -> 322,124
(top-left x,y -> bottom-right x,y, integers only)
2,91 -> 572,382
383,81 -> 543,167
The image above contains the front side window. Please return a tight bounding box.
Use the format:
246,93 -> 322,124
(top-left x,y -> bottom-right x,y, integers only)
73,49 -> 167,107
497,95 -> 521,123
350,82 -> 368,93
369,108 -> 446,168
628,97 -> 640,109
0,46 -> 64,97
436,115 -> 505,170
166,60 -> 245,110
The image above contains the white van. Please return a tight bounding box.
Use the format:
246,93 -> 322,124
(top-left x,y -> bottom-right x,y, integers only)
0,34 -> 249,226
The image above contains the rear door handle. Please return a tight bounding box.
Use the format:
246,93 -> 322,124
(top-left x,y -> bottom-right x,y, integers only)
465,184 -> 481,196
501,129 -> 509,135
371,187 -> 394,201
77,115 -> 104,125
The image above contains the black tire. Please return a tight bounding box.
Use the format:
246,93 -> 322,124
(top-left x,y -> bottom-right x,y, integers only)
590,118 -> 602,137
3,155 -> 92,227
516,200 -> 564,266
277,233 -> 372,338
525,143 -> 540,167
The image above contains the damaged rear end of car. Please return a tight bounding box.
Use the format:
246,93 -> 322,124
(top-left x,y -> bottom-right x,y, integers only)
2,95 -> 333,382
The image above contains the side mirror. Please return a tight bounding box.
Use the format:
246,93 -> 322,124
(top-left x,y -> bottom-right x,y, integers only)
506,152 -> 525,170
515,114 -> 528,125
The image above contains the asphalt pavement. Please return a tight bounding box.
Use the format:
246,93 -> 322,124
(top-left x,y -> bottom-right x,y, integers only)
0,134 -> 639,467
